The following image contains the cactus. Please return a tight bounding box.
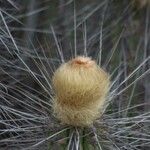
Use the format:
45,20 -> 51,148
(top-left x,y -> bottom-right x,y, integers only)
0,0 -> 150,150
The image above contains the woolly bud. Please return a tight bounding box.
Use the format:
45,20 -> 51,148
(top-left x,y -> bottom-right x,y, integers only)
52,56 -> 110,126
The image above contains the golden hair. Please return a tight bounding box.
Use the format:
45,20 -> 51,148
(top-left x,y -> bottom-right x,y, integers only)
52,56 -> 110,126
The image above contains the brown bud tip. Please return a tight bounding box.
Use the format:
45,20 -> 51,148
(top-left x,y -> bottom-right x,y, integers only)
70,56 -> 95,68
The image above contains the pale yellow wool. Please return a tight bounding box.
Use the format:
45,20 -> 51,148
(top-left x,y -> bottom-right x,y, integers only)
52,56 -> 110,126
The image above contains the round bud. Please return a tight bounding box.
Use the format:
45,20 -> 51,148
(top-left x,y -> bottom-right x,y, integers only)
52,56 -> 110,126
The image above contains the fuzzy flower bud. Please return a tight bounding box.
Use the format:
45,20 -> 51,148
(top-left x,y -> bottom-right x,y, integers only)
52,56 -> 110,126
